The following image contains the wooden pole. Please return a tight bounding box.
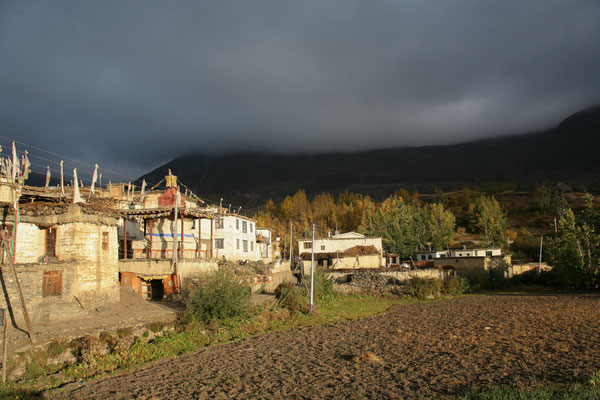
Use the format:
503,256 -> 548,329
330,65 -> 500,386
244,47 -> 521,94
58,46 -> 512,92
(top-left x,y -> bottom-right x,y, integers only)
1,309 -> 7,383
122,217 -> 127,259
149,219 -> 154,258
310,224 -> 315,311
197,217 -> 202,258
172,193 -> 179,266
181,214 -> 184,258
210,217 -> 214,259
1,231 -> 34,344
289,222 -> 293,268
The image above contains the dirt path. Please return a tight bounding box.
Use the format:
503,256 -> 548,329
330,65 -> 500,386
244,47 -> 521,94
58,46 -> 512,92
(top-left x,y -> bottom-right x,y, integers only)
53,293 -> 600,399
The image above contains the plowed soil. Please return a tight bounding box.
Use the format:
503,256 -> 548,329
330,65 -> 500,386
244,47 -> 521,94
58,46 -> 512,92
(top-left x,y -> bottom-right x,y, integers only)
54,293 -> 600,399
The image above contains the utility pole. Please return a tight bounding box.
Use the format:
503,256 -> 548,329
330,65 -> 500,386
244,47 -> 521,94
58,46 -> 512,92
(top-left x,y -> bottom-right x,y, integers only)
289,222 -> 293,268
538,235 -> 543,275
310,223 -> 315,311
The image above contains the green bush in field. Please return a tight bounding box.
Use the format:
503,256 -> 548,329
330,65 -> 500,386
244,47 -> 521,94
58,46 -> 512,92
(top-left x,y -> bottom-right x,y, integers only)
309,269 -> 335,301
274,282 -> 309,313
442,276 -> 470,295
183,270 -> 251,324
406,277 -> 442,299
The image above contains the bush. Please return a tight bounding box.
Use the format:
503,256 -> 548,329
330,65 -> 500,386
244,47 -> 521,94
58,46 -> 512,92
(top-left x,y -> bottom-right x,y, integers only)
274,282 -> 309,313
442,277 -> 470,295
309,269 -> 334,302
468,268 -> 508,291
183,270 -> 251,324
406,277 -> 442,299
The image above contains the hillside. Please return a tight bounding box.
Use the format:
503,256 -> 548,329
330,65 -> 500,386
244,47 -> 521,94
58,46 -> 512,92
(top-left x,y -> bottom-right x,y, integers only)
140,106 -> 600,207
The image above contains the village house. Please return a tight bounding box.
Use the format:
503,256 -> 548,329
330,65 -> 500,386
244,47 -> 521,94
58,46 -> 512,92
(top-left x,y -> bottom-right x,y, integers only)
416,247 -> 503,262
298,231 -> 383,270
429,247 -> 511,277
210,214 -> 261,262
0,183 -> 121,323
256,228 -> 273,262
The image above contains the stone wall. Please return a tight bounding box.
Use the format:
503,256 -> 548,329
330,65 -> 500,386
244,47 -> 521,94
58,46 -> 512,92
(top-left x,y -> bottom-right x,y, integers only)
0,261 -> 119,324
433,255 -> 512,277
328,268 -> 449,283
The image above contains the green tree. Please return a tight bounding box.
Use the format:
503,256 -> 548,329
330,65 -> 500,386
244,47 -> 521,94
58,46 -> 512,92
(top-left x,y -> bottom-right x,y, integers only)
467,195 -> 507,247
530,185 -> 553,213
426,203 -> 456,250
546,195 -> 599,288
363,196 -> 428,257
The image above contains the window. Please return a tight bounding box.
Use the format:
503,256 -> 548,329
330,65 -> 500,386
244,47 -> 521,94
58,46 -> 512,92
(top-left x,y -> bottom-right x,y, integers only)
250,223 -> 253,233
243,240 -> 248,252
236,239 -> 240,250
320,245 -> 325,250
215,239 -> 224,249
236,219 -> 239,230
486,251 -> 493,257
242,221 -> 247,233
102,232 -> 109,250
304,242 -> 312,249
42,270 -> 62,297
250,241 -> 253,251
45,228 -> 57,259
215,219 -> 224,229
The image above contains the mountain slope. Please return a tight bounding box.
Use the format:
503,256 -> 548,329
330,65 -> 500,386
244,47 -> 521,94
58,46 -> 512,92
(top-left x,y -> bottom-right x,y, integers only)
140,106 -> 600,207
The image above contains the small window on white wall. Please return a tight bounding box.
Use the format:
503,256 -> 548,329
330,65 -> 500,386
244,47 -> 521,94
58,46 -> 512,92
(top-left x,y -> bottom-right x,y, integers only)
236,219 -> 239,230
242,221 -> 247,233
250,223 -> 253,233
250,241 -> 254,251
237,239 -> 240,249
215,239 -> 224,249
243,240 -> 248,252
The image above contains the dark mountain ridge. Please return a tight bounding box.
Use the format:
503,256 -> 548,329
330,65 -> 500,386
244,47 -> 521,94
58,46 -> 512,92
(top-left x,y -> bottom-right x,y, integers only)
140,106 -> 600,207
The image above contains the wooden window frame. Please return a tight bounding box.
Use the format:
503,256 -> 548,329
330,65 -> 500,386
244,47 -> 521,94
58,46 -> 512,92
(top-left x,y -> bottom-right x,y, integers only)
42,270 -> 63,297
102,231 -> 109,250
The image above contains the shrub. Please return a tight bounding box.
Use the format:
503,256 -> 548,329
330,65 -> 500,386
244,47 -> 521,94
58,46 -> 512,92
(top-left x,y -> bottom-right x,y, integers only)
309,269 -> 334,302
442,277 -> 470,295
274,282 -> 309,313
406,277 -> 442,299
468,268 -> 508,291
183,270 -> 251,324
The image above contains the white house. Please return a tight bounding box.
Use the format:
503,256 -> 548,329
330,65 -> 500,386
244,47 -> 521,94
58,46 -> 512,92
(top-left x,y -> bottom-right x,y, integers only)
256,229 -> 273,262
298,231 -> 383,269
416,247 -> 502,261
209,215 -> 260,261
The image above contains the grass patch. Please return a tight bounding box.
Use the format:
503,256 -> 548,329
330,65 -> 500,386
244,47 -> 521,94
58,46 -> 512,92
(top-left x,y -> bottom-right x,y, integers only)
461,372 -> 600,400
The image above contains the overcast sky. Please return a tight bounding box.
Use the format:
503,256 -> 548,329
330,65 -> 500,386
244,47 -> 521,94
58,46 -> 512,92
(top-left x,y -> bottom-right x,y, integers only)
1,1 -> 599,181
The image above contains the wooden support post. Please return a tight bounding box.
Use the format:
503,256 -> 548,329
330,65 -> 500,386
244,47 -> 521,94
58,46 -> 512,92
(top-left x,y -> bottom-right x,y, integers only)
198,218 -> 201,258
11,213 -> 17,265
1,308 -> 7,383
210,217 -> 214,259
181,214 -> 184,258
122,217 -> 127,259
149,219 -> 154,258
1,231 -> 34,344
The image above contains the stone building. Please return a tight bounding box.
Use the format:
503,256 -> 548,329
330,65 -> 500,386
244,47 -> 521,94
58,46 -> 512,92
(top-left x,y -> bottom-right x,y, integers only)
298,232 -> 383,270
1,200 -> 121,323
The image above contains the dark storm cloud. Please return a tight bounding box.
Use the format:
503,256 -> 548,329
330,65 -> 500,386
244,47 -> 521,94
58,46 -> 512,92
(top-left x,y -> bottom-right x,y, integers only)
1,0 -> 600,178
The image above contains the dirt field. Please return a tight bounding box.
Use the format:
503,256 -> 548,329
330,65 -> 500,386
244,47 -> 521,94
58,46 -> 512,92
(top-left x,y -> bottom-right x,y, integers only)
53,293 -> 600,399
